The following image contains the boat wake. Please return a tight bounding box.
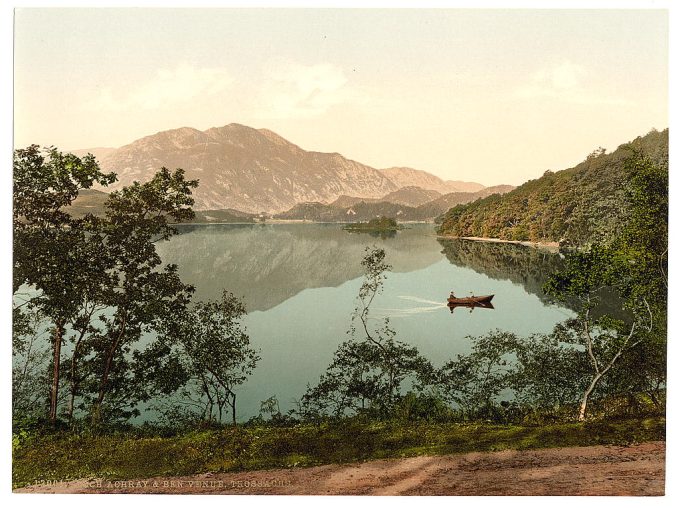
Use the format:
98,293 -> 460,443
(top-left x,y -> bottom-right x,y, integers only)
373,295 -> 446,318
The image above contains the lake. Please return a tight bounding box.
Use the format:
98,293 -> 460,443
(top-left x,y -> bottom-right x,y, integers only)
156,223 -> 574,421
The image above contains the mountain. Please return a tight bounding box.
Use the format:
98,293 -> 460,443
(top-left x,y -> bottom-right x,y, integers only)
275,185 -> 514,222
276,184 -> 514,222
437,129 -> 668,247
275,201 -> 425,222
70,147 -> 117,161
379,186 -> 442,207
381,167 -> 484,193
420,185 -> 515,219
330,194 -> 381,208
80,123 -> 485,214
69,170 -> 512,224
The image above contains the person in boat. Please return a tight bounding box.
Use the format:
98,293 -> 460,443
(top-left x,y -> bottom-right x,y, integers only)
449,291 -> 456,299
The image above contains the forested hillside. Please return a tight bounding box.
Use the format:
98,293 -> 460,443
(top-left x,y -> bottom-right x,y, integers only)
275,185 -> 514,222
437,129 -> 668,247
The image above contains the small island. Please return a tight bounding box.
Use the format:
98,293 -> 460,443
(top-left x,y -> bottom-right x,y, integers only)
343,216 -> 405,237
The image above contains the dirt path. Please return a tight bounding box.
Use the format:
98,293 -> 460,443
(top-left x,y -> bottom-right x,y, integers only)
16,441 -> 665,496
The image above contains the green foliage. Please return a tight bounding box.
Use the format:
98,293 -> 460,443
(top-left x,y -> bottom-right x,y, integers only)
13,146 -> 119,424
343,216 -> 404,238
344,216 -> 401,230
539,149 -> 668,420
12,145 -> 203,427
168,291 -> 260,424
437,129 -> 668,247
301,248 -> 433,419
438,331 -> 519,420
511,333 -> 588,412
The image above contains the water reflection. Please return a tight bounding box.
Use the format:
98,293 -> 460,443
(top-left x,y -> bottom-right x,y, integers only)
344,229 -> 398,240
437,238 -> 564,307
153,225 -> 575,420
448,301 -> 495,313
158,224 -> 441,311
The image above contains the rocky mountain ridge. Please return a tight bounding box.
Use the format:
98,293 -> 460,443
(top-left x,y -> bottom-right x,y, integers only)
77,123 -> 485,213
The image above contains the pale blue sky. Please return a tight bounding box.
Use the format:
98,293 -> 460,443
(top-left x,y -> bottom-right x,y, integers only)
14,8 -> 668,185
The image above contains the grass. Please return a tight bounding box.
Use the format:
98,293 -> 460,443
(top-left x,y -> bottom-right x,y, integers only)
12,416 -> 665,489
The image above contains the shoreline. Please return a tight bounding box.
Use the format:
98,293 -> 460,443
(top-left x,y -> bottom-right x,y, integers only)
173,220 -> 436,226
437,235 -> 561,251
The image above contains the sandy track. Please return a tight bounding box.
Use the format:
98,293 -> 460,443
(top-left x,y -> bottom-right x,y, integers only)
16,441 -> 665,496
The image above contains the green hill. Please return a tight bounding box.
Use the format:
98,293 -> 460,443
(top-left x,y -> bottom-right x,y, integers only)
437,129 -> 668,247
68,190 -> 256,223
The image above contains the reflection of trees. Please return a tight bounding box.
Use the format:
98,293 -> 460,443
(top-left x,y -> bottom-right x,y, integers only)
157,225 -> 442,311
438,239 -> 564,306
438,239 -> 623,317
344,229 -> 398,240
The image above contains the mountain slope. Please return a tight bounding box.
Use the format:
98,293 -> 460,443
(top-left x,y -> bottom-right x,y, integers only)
419,185 -> 515,218
92,124 -> 399,213
437,129 -> 668,247
381,167 -> 484,193
83,124 -> 485,214
380,186 -> 442,207
277,184 -> 515,222
330,195 -> 381,208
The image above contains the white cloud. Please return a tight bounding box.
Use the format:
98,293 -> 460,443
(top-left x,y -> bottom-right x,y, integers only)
515,61 -> 630,106
256,62 -> 366,119
88,64 -> 233,111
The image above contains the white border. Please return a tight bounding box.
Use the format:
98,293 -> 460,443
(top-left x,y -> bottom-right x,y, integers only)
1,2 -> 676,508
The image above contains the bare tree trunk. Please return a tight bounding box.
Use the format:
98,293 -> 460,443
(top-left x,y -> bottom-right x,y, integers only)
231,392 -> 237,426
578,373 -> 602,422
578,315 -> 639,422
49,319 -> 65,425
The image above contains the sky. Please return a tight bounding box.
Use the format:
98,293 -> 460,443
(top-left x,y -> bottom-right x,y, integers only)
13,8 -> 668,186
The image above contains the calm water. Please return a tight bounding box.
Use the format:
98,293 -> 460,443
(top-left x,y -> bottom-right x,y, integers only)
156,223 -> 573,420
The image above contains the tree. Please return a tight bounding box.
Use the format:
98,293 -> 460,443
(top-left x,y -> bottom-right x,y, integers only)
510,332 -> 588,415
437,331 -> 518,420
544,247 -> 646,420
301,247 -> 433,419
13,145 -> 205,426
172,291 -> 260,425
81,168 -> 198,425
13,145 -> 116,425
542,149 -> 667,421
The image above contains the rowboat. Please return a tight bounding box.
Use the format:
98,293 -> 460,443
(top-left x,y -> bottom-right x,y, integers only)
447,294 -> 494,305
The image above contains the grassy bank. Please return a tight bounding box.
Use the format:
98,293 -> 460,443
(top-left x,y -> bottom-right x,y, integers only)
12,416 -> 665,489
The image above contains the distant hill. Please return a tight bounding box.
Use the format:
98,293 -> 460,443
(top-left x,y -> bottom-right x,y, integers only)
437,129 -> 668,247
275,184 -> 514,222
330,195 -> 381,208
420,185 -> 515,219
381,167 -> 484,193
67,189 -> 109,218
379,186 -> 442,207
68,189 -> 257,223
75,123 -> 485,214
275,201 -> 424,222
69,147 -> 117,161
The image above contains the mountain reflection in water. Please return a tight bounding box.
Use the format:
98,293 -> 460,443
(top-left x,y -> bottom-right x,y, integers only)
158,224 -> 441,311
154,224 -> 574,419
